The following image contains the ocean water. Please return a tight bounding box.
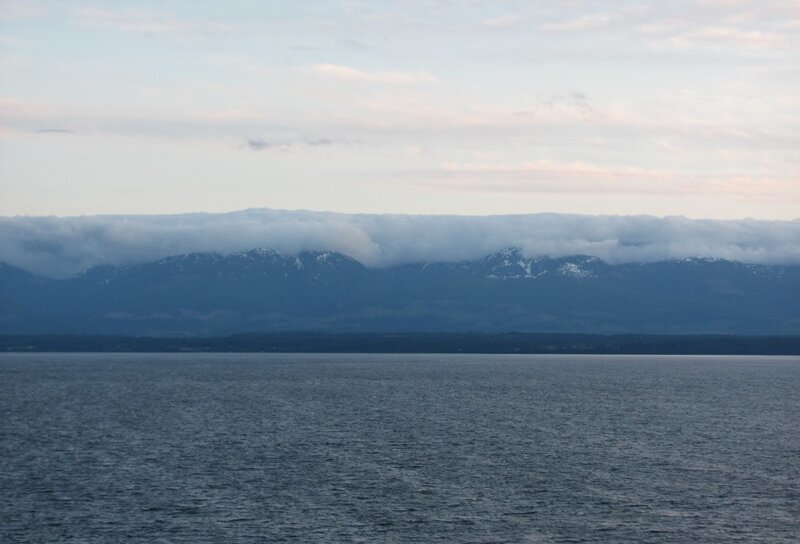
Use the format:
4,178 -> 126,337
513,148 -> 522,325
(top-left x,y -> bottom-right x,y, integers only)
1,353 -> 798,543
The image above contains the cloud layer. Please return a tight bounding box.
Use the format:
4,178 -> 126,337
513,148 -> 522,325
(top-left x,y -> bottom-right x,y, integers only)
1,209 -> 798,278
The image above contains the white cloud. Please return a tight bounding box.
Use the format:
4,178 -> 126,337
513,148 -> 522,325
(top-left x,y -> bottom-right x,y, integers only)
73,6 -> 228,35
312,64 -> 437,84
478,15 -> 522,30
0,209 -> 797,278
670,26 -> 792,50
0,1 -> 46,22
541,14 -> 615,32
413,160 -> 799,199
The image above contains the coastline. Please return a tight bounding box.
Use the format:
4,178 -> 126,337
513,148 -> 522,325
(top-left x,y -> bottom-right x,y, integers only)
2,332 -> 799,355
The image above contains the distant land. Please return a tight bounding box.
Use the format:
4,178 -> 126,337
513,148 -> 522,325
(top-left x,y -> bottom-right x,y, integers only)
2,333 -> 799,355
1,247 -> 798,336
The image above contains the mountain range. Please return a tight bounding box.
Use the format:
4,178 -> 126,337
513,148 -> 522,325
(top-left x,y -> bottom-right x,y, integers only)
1,248 -> 797,336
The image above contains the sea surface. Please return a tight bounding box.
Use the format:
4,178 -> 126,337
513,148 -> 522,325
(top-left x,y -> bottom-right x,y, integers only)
1,353 -> 799,543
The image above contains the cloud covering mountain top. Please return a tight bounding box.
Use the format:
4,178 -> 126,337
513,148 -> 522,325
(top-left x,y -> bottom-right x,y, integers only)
1,209 -> 798,278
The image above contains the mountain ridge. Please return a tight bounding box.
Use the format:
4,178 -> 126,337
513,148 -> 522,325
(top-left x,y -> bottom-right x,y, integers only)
1,247 -> 797,336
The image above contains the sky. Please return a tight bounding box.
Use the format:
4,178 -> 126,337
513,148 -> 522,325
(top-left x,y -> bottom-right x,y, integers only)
0,0 -> 799,219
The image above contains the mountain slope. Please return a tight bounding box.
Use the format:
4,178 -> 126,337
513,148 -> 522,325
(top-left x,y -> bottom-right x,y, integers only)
0,249 -> 797,335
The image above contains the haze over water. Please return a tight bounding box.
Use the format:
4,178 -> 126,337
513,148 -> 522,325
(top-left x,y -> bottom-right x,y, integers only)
2,353 -> 798,543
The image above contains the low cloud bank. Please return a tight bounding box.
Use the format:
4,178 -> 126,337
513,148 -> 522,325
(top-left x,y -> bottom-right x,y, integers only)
1,209 -> 798,278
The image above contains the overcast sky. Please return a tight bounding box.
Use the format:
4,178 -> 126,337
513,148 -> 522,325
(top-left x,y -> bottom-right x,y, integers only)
1,0 -> 798,219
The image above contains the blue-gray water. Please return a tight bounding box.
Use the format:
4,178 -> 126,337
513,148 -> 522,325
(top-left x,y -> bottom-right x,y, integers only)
1,354 -> 799,543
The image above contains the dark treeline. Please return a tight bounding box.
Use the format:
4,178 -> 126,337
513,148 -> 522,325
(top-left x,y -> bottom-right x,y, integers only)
1,333 -> 799,355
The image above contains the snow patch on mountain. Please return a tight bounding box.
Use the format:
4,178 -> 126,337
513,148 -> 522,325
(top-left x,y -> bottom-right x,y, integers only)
557,262 -> 594,279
